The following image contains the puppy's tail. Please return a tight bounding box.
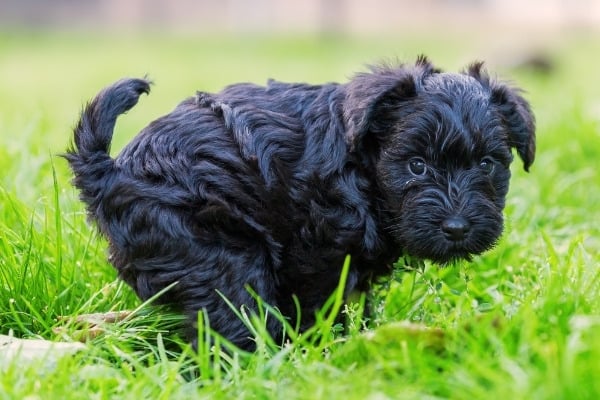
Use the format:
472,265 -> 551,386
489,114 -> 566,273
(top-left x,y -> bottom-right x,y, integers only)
65,78 -> 150,212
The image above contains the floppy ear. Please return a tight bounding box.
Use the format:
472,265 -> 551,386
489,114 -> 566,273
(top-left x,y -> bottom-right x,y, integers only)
490,83 -> 536,171
466,63 -> 536,171
343,56 -> 438,152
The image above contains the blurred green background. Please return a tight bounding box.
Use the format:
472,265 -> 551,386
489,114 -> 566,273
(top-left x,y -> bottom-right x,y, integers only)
1,2 -> 599,164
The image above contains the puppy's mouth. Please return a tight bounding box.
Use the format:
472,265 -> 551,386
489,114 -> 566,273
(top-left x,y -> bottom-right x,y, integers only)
394,227 -> 500,265
436,243 -> 475,264
420,246 -> 474,265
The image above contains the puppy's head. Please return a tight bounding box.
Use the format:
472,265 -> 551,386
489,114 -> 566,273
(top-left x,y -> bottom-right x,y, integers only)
345,57 -> 536,263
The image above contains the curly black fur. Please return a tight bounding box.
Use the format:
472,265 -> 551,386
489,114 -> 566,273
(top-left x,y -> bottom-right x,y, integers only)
65,57 -> 535,350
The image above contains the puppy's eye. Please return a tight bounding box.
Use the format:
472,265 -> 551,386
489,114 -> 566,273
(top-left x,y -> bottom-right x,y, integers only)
479,157 -> 495,175
408,158 -> 427,176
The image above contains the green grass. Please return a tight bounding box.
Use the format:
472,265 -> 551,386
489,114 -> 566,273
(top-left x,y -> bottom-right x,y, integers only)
1,30 -> 599,399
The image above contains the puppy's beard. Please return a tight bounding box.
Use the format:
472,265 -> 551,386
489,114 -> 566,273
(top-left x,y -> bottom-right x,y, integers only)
388,204 -> 504,264
398,234 -> 498,264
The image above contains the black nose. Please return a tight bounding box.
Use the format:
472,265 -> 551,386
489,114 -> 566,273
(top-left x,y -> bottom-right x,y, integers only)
441,216 -> 470,241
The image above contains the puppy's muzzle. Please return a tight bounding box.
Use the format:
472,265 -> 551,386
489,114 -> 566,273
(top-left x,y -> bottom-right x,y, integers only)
441,216 -> 471,241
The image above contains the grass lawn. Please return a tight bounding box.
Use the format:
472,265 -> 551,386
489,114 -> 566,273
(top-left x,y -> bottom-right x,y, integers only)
0,30 -> 599,399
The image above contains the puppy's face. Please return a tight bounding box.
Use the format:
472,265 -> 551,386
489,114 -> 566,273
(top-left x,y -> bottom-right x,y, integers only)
345,59 -> 535,263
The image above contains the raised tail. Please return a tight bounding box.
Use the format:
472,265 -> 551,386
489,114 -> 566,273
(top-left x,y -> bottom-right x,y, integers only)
65,78 -> 151,214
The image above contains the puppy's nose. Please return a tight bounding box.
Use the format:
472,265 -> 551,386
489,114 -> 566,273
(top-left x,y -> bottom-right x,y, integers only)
441,216 -> 470,241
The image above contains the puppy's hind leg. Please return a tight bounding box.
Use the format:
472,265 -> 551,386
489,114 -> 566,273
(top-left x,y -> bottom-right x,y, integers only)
173,234 -> 283,352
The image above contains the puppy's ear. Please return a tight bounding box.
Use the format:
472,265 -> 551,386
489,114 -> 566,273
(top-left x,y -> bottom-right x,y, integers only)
491,83 -> 536,171
467,63 -> 536,171
344,56 -> 437,152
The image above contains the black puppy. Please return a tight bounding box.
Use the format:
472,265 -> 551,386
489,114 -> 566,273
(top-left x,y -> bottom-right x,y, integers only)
66,57 -> 535,350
